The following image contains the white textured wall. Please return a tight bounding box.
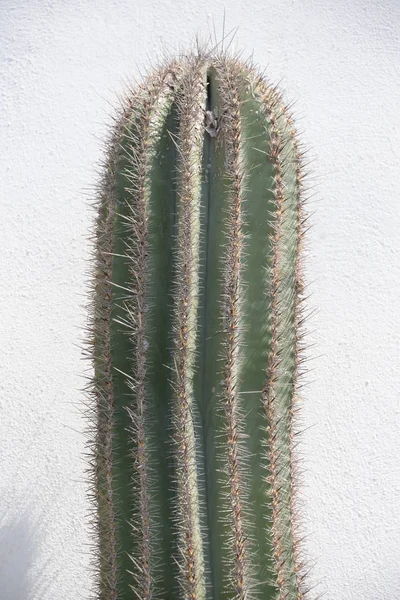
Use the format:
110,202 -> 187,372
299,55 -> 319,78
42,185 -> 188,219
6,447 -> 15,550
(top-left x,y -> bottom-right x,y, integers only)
1,0 -> 399,598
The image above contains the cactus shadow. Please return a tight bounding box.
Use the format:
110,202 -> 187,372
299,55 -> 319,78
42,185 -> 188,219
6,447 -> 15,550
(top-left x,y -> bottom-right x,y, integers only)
0,517 -> 36,600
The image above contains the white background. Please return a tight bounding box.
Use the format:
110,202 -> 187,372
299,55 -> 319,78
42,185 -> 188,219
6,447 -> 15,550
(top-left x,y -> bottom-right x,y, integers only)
1,1 -> 399,598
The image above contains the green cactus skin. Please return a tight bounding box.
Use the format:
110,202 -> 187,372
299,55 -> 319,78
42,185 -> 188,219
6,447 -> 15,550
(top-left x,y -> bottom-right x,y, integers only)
87,46 -> 309,600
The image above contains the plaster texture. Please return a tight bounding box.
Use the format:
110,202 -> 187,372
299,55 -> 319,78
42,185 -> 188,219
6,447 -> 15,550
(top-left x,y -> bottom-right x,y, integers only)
0,0 -> 399,598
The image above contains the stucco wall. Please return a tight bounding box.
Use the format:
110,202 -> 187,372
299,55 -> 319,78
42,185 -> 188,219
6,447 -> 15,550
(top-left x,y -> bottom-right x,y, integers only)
1,1 -> 399,598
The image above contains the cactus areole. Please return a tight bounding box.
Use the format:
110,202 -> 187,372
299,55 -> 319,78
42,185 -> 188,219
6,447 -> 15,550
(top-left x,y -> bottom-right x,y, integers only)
88,47 -> 309,600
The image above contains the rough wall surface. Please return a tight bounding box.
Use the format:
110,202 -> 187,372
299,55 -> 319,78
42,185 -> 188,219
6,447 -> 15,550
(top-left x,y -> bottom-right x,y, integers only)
0,1 -> 399,598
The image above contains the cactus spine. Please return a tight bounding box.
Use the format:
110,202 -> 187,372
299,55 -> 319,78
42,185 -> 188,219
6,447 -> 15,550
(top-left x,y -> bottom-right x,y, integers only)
87,46 -> 309,600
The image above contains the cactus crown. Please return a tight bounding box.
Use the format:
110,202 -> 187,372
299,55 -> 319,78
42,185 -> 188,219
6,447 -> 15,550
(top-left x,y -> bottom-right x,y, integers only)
86,44 -> 310,600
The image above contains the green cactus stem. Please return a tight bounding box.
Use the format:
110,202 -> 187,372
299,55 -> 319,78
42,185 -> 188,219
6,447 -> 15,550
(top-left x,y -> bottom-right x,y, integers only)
86,45 -> 309,600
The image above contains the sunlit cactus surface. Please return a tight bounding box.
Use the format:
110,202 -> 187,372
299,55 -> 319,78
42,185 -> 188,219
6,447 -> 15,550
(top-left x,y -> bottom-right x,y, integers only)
87,43 -> 310,600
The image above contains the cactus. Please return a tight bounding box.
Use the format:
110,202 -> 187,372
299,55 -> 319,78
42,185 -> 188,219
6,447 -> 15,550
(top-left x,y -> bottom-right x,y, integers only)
87,45 -> 309,600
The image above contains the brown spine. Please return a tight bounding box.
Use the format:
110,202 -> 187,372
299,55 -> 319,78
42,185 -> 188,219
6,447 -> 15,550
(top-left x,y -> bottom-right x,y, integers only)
172,57 -> 207,600
218,58 -> 251,600
122,68 -> 180,598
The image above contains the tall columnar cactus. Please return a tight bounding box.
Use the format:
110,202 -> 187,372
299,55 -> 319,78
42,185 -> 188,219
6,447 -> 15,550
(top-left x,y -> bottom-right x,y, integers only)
87,46 -> 309,600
